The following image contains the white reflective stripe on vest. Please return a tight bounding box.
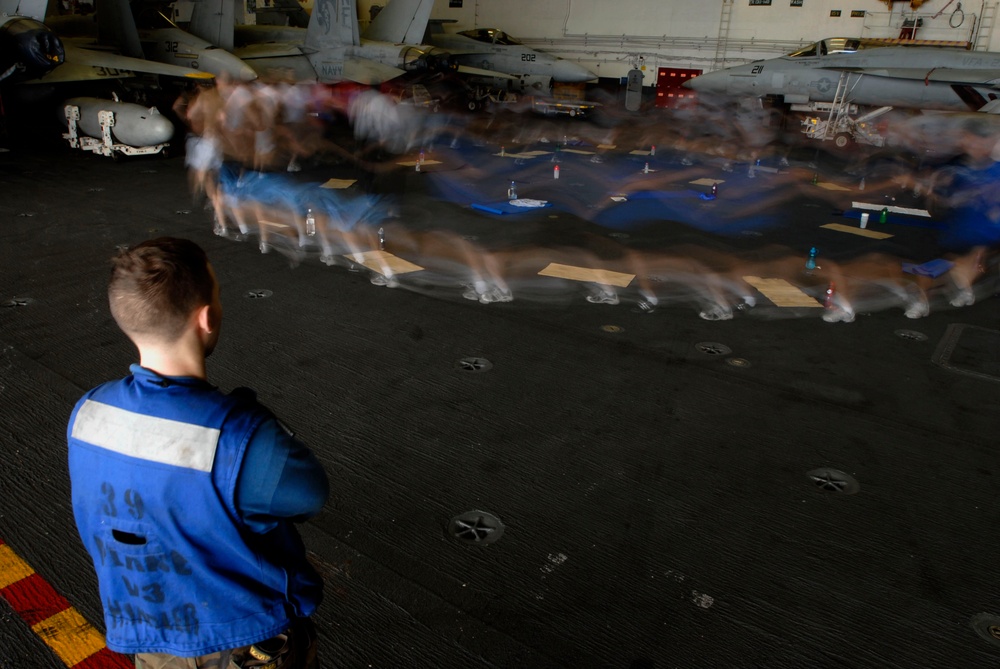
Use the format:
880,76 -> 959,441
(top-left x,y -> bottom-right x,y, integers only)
72,399 -> 219,472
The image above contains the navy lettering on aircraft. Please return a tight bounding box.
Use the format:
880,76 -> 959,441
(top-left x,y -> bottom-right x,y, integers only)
751,65 -> 764,74
165,41 -> 179,53
318,63 -> 343,78
521,53 -> 536,62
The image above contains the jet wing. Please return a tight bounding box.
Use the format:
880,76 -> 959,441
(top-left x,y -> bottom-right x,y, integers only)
341,57 -> 405,84
235,42 -> 307,59
26,42 -> 214,83
828,66 -> 1000,87
457,64 -> 517,80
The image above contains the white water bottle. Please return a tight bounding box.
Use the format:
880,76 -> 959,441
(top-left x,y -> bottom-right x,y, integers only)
306,208 -> 316,236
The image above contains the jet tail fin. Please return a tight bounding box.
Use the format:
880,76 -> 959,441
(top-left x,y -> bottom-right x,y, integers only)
305,0 -> 360,51
188,0 -> 234,51
364,0 -> 434,45
96,0 -> 144,60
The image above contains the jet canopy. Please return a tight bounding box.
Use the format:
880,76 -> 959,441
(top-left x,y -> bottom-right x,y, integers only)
787,37 -> 863,57
457,28 -> 522,46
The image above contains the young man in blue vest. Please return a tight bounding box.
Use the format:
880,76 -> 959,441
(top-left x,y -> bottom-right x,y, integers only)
68,237 -> 329,668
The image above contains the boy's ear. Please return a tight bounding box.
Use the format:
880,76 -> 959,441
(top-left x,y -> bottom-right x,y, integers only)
195,303 -> 213,335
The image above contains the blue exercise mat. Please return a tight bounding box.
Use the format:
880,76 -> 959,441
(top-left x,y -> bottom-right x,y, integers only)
471,200 -> 553,215
902,259 -> 954,278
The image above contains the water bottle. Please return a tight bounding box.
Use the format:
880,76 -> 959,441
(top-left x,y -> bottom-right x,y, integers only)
305,208 -> 315,236
805,247 -> 818,272
508,180 -> 517,200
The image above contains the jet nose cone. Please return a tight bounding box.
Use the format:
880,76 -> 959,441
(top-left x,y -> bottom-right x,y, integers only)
552,60 -> 597,83
683,74 -> 707,91
203,51 -> 258,82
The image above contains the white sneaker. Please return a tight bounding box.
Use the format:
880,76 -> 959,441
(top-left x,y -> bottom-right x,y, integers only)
904,300 -> 929,319
587,292 -> 619,305
822,307 -> 855,323
699,305 -> 733,321
370,274 -> 399,288
949,288 -> 975,308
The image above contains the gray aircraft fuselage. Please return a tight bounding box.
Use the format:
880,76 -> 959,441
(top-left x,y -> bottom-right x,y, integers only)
430,29 -> 595,86
685,37 -> 1000,113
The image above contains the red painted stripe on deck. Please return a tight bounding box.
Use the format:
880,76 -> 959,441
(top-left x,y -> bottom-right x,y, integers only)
0,535 -> 125,668
0,572 -> 71,626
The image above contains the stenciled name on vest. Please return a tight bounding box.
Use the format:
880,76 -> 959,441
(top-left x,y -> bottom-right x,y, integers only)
95,481 -> 199,633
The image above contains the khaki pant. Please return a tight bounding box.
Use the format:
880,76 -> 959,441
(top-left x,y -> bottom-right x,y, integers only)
135,618 -> 319,669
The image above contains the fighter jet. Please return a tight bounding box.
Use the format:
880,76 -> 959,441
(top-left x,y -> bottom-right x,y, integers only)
684,36 -> 1000,113
45,0 -> 257,82
428,27 -> 596,93
189,0 -> 506,85
0,0 -> 212,85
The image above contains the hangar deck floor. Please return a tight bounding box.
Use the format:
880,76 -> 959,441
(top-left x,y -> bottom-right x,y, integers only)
1,114 -> 999,669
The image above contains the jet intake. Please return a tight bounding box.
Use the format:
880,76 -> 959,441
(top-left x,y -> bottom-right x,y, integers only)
401,46 -> 457,73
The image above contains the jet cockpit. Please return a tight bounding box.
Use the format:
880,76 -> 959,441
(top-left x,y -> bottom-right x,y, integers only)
458,28 -> 522,46
787,38 -> 863,58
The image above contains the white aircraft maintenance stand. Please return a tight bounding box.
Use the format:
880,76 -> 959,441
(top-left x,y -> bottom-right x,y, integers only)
62,104 -> 169,159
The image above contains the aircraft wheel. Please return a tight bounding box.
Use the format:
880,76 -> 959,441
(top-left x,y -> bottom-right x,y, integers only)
466,100 -> 480,112
834,133 -> 852,149
569,109 -> 577,117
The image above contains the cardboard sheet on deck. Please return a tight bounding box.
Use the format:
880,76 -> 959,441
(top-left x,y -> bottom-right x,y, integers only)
320,178 -> 357,189
743,276 -> 822,308
346,250 -> 423,275
821,223 -> 894,239
397,159 -> 443,167
538,263 -> 634,288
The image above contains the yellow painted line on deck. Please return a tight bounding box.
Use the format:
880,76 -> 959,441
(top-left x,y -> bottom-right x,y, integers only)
345,250 -> 424,275
743,276 -> 823,308
816,182 -> 851,191
32,608 -> 107,667
561,148 -> 595,155
495,152 -> 539,159
629,149 -> 652,156
690,178 -> 724,187
538,263 -> 634,288
597,144 -> 616,150
320,178 -> 357,189
821,223 -> 894,239
1,538 -> 126,668
0,543 -> 34,589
